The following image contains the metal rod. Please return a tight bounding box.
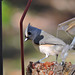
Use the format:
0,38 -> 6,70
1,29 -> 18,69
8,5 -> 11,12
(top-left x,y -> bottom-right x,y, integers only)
20,0 -> 32,75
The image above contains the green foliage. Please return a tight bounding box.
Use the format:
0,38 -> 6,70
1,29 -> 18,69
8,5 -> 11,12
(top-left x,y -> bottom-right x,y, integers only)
2,2 -> 13,28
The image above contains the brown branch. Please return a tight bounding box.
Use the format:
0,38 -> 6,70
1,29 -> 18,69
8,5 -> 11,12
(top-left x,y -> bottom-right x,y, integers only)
20,0 -> 32,75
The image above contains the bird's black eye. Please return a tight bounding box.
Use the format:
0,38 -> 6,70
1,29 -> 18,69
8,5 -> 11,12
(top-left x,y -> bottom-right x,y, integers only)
28,32 -> 31,35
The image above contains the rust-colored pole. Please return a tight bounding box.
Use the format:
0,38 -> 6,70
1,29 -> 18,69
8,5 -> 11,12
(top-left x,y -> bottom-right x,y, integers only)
20,0 -> 32,75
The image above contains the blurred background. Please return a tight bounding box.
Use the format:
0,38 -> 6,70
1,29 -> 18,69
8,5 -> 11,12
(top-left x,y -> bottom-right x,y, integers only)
2,0 -> 75,75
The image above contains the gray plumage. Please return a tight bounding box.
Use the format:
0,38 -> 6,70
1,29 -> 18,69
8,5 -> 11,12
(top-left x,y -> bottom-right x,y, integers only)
25,23 -> 66,45
35,30 -> 66,45
24,23 -> 69,63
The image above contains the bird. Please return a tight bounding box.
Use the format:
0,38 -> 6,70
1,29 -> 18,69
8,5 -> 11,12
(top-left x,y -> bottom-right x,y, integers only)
24,23 -> 70,64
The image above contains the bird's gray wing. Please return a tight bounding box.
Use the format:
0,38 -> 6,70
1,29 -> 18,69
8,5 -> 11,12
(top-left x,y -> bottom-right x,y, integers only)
34,31 -> 66,45
58,18 -> 75,35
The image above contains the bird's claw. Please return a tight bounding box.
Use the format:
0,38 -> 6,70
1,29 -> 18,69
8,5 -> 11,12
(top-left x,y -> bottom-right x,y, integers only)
60,61 -> 65,66
36,60 -> 40,63
34,60 -> 40,65
60,61 -> 66,71
34,60 -> 44,65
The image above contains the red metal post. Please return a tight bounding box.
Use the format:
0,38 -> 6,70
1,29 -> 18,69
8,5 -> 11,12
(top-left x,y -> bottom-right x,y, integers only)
20,0 -> 32,75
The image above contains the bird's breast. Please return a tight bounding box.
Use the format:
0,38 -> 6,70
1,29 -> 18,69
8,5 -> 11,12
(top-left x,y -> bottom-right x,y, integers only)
39,44 -> 64,55
39,44 -> 55,55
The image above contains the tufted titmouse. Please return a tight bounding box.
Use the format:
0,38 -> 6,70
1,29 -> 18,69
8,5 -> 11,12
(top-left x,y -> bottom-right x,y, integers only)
24,23 -> 70,64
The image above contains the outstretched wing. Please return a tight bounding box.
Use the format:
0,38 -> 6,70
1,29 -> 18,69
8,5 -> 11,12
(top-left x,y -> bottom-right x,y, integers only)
58,18 -> 75,35
57,18 -> 75,49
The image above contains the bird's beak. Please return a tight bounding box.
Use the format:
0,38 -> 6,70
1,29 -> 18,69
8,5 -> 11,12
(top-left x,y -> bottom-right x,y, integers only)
24,38 -> 28,42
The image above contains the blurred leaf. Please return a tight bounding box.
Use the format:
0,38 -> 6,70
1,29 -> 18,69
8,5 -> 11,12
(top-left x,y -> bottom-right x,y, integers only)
2,2 -> 13,28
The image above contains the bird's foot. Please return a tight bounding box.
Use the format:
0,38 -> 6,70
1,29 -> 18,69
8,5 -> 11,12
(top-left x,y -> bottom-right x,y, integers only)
36,60 -> 40,63
61,61 -> 65,66
34,60 -> 40,65
60,61 -> 66,71
34,60 -> 44,65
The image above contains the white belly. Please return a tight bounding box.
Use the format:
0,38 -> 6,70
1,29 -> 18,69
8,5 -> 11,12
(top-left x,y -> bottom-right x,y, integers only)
39,44 -> 64,56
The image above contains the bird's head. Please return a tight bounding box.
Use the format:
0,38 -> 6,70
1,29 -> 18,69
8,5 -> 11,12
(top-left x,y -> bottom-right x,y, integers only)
24,23 -> 41,41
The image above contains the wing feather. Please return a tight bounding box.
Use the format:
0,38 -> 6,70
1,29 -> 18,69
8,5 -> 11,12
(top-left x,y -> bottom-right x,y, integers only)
34,31 -> 66,45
